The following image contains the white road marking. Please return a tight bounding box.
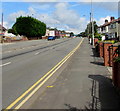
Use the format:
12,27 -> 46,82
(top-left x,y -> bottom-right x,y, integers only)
1,43 -> 15,45
7,51 -> 12,53
0,62 -> 11,67
35,52 -> 40,55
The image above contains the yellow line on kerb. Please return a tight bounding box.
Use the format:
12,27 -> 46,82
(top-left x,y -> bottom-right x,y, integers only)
5,38 -> 84,110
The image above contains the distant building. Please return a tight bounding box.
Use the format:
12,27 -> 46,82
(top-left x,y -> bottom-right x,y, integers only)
0,24 -> 7,34
44,28 -> 65,39
66,32 -> 70,37
60,30 -> 66,38
0,24 -> 7,43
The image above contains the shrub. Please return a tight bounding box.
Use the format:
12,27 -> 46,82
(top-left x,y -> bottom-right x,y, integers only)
114,57 -> 120,63
11,16 -> 46,39
103,40 -> 116,44
94,33 -> 102,40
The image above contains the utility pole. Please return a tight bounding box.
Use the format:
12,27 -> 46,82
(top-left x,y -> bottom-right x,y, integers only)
91,0 -> 94,46
90,12 -> 91,36
1,12 -> 3,43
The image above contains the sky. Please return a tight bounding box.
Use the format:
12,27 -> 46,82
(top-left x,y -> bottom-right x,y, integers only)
1,0 -> 120,34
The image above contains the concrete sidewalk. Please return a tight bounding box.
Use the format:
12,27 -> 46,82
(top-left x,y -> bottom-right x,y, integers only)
28,38 -> 120,110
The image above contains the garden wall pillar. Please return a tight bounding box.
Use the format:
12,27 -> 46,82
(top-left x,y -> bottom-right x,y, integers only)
103,42 -> 112,66
99,42 -> 104,57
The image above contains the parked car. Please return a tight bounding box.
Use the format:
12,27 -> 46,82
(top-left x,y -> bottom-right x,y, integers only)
48,36 -> 55,40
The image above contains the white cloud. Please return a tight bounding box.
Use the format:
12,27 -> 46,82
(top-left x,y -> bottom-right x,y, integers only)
96,16 -> 111,26
35,4 -> 50,10
30,3 -> 56,11
9,11 -> 26,21
7,11 -> 27,28
6,2 -> 87,33
28,7 -> 36,14
7,2 -> 118,33
52,3 -> 87,33
0,21 -> 9,29
37,13 -> 59,25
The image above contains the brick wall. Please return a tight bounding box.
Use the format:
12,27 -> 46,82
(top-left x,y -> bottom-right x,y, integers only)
103,43 -> 112,66
99,42 -> 104,57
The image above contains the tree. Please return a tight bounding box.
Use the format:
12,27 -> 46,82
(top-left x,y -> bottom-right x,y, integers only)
8,28 -> 18,35
11,16 -> 46,39
81,32 -> 87,37
77,21 -> 98,38
85,21 -> 98,37
70,32 -> 74,37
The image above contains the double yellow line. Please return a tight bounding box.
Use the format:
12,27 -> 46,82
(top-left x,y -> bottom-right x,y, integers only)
5,38 -> 84,110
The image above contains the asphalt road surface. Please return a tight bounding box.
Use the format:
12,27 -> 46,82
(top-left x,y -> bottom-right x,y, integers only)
2,37 -> 82,109
24,38 -> 120,110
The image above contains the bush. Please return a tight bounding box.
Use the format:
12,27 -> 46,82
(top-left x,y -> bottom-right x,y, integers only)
94,33 -> 102,40
8,28 -> 18,35
103,40 -> 116,44
11,16 -> 46,39
114,57 -> 120,63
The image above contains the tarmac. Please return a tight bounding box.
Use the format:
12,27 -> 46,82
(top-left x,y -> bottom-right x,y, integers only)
27,38 -> 120,110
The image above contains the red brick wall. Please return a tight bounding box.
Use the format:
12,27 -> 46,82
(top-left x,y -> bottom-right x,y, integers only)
42,36 -> 48,39
99,42 -> 104,57
94,38 -> 99,46
109,46 -> 118,67
103,43 -> 112,66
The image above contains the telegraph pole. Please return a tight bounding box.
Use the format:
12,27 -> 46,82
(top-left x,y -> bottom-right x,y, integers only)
89,13 -> 92,35
1,12 -> 3,43
91,0 -> 94,46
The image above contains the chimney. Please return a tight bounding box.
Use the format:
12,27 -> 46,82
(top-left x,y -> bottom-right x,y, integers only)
105,19 -> 108,23
110,17 -> 115,21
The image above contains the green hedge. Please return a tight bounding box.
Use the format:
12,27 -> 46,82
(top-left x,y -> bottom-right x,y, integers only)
114,57 -> 120,63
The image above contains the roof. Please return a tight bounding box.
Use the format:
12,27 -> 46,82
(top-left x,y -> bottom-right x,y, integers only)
0,24 -> 7,31
99,17 -> 120,28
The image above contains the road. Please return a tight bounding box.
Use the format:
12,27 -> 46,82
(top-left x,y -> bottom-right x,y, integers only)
22,38 -> 120,110
2,37 -> 83,109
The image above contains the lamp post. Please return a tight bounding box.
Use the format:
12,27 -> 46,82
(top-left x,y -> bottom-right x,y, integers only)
91,0 -> 94,46
1,12 -> 3,43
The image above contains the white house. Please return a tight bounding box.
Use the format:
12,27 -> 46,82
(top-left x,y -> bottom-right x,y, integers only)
65,32 -> 70,37
98,17 -> 120,40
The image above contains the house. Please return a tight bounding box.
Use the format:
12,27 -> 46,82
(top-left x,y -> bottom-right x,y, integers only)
108,17 -> 119,40
44,28 -> 62,39
55,29 -> 61,39
0,24 -> 7,34
98,19 -> 110,35
42,28 -> 53,39
65,32 -> 71,37
60,30 -> 66,38
118,17 -> 120,41
98,17 -> 120,40
0,24 -> 7,43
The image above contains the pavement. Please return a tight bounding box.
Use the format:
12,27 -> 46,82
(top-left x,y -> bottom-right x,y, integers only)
26,38 -> 120,110
107,67 -> 112,79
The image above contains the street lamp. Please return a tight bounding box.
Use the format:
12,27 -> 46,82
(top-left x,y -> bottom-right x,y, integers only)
91,0 -> 94,46
1,12 -> 3,43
